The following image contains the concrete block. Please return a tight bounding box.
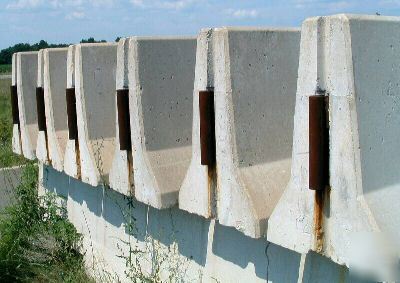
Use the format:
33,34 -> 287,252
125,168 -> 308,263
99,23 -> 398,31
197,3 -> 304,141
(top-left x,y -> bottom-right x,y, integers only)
180,28 -> 300,239
11,53 -> 22,155
179,29 -> 214,218
64,45 -> 80,179
268,14 -> 400,274
75,43 -> 118,186
42,48 -> 69,172
36,50 -> 49,164
128,37 -> 196,208
109,38 -> 133,196
17,51 -> 39,160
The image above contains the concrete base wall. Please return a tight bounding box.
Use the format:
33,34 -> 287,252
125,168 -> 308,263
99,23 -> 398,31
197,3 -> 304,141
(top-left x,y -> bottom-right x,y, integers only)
39,163 -> 371,283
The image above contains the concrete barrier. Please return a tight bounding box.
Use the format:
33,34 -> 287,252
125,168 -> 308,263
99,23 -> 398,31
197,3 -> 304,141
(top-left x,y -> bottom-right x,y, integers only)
268,14 -> 400,275
41,48 -> 69,172
11,53 -> 22,155
64,45 -> 80,179
17,51 -> 39,160
74,43 -> 118,186
127,37 -> 196,208
35,50 -> 49,164
109,38 -> 133,196
180,28 -> 300,239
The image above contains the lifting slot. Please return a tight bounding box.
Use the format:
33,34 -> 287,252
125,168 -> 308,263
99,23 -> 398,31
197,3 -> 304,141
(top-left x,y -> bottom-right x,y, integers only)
117,89 -> 131,151
199,90 -> 216,166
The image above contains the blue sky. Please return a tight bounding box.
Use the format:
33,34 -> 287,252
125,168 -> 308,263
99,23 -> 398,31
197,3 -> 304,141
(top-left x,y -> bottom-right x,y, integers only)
1,0 -> 400,49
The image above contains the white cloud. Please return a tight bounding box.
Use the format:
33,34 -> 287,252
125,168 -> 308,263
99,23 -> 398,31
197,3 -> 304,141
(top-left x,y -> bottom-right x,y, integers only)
7,0 -> 44,9
7,0 -> 113,10
225,8 -> 259,19
65,10 -> 85,19
130,0 -> 197,10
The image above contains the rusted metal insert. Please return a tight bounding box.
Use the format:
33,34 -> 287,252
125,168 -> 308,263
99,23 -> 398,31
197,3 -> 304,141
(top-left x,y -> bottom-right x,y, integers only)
309,95 -> 329,191
10,85 -> 19,125
66,88 -> 78,140
36,87 -> 47,131
199,90 -> 216,166
117,89 -> 132,151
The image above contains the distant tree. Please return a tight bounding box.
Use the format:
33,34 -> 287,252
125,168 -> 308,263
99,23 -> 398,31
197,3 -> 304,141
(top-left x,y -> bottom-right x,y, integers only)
0,38 -> 108,65
80,37 -> 106,43
115,37 -> 121,42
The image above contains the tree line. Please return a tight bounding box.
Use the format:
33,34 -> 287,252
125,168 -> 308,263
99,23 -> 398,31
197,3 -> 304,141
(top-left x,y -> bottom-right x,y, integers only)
0,37 -> 118,65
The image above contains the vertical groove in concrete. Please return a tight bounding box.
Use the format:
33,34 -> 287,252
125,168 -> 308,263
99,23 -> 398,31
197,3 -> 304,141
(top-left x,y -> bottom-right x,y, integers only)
43,48 -> 69,172
179,29 -> 216,218
109,38 -> 134,196
36,49 -> 50,164
11,53 -> 22,155
64,45 -> 80,179
17,51 -> 39,160
129,37 -> 196,209
75,43 -> 118,187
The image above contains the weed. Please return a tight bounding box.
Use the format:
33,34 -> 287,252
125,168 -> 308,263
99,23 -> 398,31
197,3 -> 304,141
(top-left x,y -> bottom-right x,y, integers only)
0,162 -> 94,282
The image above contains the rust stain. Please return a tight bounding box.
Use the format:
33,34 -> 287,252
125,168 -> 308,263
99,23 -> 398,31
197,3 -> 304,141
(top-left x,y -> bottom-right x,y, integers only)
309,94 -> 330,253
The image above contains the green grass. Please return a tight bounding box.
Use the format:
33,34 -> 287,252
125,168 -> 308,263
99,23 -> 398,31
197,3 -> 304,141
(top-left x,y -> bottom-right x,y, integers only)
0,77 -> 26,168
0,65 -> 11,74
0,162 -> 94,282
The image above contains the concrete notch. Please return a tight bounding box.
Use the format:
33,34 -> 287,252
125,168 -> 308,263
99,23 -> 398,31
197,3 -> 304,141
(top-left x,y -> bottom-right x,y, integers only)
11,53 -> 22,155
109,38 -> 133,196
35,50 -> 49,164
268,14 -> 400,271
41,48 -> 69,172
74,43 -> 118,187
17,51 -> 39,160
64,45 -> 81,179
180,28 -> 300,239
128,36 -> 196,209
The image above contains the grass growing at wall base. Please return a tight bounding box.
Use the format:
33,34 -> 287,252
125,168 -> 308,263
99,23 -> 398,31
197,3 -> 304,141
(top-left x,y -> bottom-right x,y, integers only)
0,162 -> 94,282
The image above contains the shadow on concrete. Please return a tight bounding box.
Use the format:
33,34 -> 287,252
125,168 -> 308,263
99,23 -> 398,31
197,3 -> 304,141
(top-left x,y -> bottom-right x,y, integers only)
212,222 -> 301,282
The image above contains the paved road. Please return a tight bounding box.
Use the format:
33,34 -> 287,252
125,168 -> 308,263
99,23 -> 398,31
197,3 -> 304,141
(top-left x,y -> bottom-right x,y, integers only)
0,74 -> 11,80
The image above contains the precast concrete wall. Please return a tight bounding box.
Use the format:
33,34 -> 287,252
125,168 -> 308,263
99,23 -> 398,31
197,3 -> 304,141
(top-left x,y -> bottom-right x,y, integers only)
267,14 -> 400,280
43,48 -> 69,172
127,37 -> 196,209
16,51 -> 39,160
11,53 -> 22,155
180,28 -> 300,239
39,163 -> 368,283
74,43 -> 118,187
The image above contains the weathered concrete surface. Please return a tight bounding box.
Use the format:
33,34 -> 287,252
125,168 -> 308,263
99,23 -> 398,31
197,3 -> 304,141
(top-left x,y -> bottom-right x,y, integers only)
39,162 -> 374,282
43,48 -> 69,172
75,43 -> 118,187
17,51 -> 38,160
64,45 -> 80,179
179,29 -> 214,218
109,38 -> 133,196
268,15 -> 400,278
128,37 -> 196,208
214,27 -> 300,238
11,53 -> 22,155
36,50 -> 49,164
